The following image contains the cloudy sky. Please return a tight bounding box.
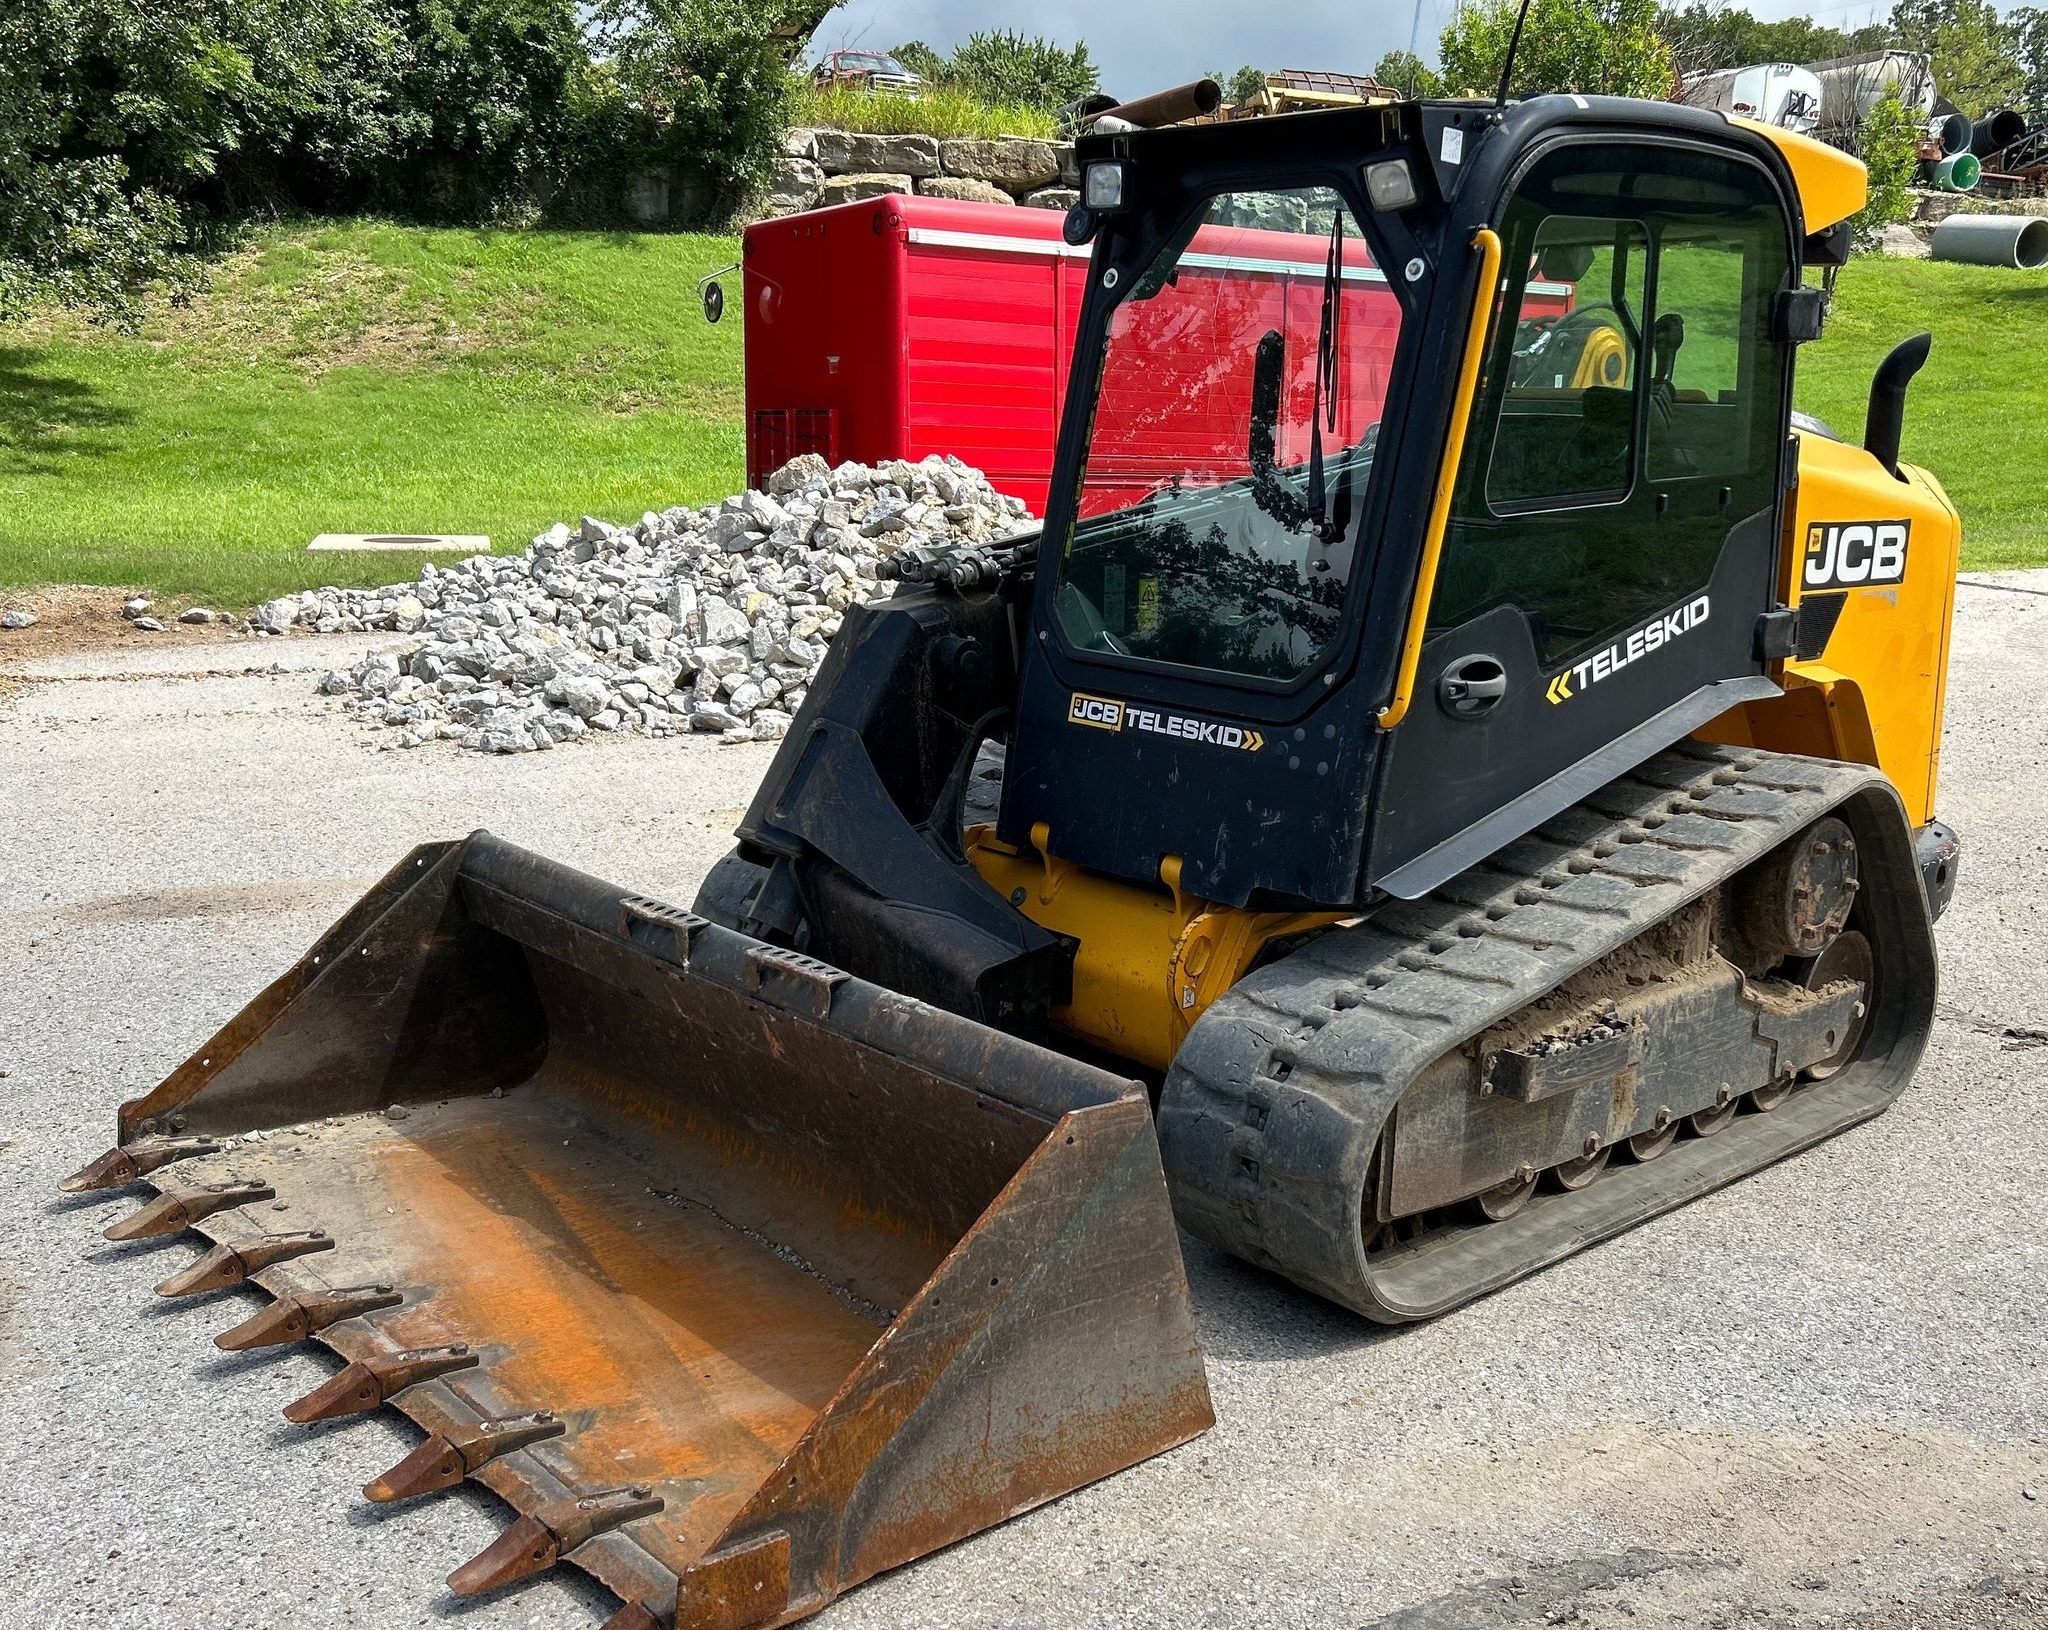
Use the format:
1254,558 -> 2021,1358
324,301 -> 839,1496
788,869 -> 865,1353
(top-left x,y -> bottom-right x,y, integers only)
811,0 -> 1924,91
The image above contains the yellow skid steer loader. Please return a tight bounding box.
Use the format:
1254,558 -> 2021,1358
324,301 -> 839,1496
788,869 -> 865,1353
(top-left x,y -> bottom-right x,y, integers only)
71,90 -> 1959,1629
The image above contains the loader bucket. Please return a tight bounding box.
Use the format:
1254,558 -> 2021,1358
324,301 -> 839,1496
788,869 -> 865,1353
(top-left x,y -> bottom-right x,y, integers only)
70,834 -> 1212,1627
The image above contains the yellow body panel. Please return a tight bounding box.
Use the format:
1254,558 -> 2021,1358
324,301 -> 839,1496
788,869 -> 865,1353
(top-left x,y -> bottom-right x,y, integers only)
1732,119 -> 1869,232
1697,430 -> 1963,824
965,829 -> 1343,1073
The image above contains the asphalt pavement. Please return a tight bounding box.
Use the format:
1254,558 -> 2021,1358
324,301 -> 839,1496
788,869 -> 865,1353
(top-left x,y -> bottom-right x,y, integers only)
2,579 -> 2043,1630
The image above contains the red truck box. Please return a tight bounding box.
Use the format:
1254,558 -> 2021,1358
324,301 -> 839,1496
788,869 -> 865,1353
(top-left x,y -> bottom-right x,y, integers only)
741,194 -> 1568,516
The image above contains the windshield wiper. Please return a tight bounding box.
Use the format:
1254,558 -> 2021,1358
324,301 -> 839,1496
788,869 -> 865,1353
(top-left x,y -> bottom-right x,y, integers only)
1306,210 -> 1345,545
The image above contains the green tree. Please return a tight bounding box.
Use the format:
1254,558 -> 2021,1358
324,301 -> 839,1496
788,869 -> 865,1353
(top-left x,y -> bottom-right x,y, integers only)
590,0 -> 835,218
1850,91 -> 1922,243
0,0 -> 399,322
1439,0 -> 1676,101
2018,7 -> 2048,123
1373,50 -> 1447,97
890,40 -> 947,81
1655,5 -> 1892,76
1890,0 -> 2024,117
275,0 -> 591,220
944,30 -> 1098,112
1222,65 -> 1269,104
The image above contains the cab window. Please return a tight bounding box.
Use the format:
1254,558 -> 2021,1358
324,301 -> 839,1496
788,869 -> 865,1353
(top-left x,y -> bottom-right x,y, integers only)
1430,142 -> 1793,670
1488,217 -> 1648,508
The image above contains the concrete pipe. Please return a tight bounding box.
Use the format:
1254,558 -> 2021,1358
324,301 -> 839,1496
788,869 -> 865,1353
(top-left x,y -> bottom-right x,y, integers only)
1970,108 -> 2028,158
1929,110 -> 1973,155
1930,213 -> 2048,269
1932,152 -> 1982,191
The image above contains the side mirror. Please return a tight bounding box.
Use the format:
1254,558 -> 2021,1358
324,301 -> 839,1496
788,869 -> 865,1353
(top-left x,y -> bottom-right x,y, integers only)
1246,329 -> 1311,529
702,280 -> 725,324
1535,243 -> 1595,283
1248,329 -> 1285,478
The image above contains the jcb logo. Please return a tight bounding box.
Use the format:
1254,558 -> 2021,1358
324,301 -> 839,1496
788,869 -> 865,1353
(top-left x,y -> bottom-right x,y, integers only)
1069,693 -> 1125,731
1805,520 -> 1909,589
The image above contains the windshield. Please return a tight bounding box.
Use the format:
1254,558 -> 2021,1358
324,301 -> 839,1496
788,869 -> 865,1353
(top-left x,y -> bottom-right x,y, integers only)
1055,186 -> 1404,683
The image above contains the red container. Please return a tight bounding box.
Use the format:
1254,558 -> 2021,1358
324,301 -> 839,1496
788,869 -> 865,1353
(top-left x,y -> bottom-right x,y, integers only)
741,195 -> 1569,516
743,197 -> 1082,512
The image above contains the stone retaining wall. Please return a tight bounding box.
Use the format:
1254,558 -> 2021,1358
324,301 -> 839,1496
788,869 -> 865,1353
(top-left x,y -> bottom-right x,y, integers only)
761,129 -> 1082,220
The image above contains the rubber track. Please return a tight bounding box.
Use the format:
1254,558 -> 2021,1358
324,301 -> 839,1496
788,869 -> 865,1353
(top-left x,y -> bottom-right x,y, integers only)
1157,744 -> 1939,1323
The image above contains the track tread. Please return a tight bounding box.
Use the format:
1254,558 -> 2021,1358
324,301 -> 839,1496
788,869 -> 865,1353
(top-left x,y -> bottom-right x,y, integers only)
1157,745 -> 1935,1321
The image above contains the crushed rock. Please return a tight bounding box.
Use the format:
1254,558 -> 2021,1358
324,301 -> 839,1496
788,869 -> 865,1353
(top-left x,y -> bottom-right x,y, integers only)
259,455 -> 1035,752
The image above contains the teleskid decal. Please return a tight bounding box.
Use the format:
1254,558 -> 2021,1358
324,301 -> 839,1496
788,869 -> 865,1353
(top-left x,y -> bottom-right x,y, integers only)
1804,520 -> 1910,589
1068,692 -> 1267,752
1546,596 -> 1711,705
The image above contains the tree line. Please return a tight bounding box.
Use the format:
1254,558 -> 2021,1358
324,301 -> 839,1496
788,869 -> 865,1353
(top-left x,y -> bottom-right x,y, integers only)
1,0 -> 832,322
7,0 -> 2045,326
1374,0 -> 2047,123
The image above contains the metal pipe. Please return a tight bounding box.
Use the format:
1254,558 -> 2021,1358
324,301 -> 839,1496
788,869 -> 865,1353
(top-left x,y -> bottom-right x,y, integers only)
1093,79 -> 1223,130
1930,213 -> 2048,269
1865,332 -> 1932,483
1970,108 -> 2028,157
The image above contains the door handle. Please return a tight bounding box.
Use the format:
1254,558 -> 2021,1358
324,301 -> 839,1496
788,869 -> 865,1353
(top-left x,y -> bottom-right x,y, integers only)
1438,655 -> 1508,718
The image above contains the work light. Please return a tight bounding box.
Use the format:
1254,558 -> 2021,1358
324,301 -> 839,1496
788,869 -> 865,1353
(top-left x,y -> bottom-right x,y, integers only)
1083,162 -> 1126,211
1364,157 -> 1419,212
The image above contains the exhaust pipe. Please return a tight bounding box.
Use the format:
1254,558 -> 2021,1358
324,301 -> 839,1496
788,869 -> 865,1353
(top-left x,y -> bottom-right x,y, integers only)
1093,78 -> 1223,131
1864,332 -> 1932,482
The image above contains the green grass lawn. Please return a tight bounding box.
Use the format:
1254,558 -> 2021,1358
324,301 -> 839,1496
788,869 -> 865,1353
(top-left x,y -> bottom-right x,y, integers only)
0,230 -> 2040,611
0,221 -> 746,606
1796,257 -> 2047,571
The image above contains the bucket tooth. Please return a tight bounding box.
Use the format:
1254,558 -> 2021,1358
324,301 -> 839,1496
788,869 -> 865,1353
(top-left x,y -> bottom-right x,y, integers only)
214,1284 -> 403,1352
153,1231 -> 334,1298
599,1604 -> 666,1630
104,1180 -> 275,1241
363,1411 -> 564,1502
61,1138 -> 222,1193
283,1344 -> 479,1425
447,1486 -> 664,1597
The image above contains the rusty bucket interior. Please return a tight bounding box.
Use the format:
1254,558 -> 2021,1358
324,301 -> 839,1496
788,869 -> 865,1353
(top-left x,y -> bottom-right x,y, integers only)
76,834 -> 1212,1628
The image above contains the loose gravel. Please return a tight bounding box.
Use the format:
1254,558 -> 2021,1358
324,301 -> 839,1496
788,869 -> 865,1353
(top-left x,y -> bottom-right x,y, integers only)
246,455 -> 1033,754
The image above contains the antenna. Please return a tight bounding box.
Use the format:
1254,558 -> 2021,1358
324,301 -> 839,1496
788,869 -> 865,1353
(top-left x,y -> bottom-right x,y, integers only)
1494,0 -> 1537,111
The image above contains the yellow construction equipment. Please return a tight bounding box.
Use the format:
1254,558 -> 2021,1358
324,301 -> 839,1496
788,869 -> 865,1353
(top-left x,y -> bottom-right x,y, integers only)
72,93 -> 1958,1627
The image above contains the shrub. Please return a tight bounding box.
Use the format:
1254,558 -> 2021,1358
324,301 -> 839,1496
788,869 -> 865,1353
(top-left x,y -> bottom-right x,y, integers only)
273,0 -> 591,222
589,0 -> 822,222
936,31 -> 1099,114
795,83 -> 1059,140
0,0 -> 396,322
1851,92 -> 1923,246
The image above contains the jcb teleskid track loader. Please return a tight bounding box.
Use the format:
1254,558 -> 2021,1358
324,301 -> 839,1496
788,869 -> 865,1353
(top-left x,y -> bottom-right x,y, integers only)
73,94 -> 1960,1628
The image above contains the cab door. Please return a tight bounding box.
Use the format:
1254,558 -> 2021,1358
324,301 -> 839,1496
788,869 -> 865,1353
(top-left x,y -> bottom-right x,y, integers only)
1366,137 -> 1799,898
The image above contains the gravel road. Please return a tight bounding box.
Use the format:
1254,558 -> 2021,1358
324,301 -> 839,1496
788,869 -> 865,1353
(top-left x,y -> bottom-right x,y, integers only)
2,579 -> 2043,1630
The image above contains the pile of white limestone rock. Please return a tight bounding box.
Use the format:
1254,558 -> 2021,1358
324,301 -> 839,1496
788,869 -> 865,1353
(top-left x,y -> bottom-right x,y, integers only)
261,454 -> 1033,753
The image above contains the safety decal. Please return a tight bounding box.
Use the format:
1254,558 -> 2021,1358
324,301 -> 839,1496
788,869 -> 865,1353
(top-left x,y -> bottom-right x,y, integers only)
1067,692 -> 1267,752
1545,595 -> 1711,705
1803,520 -> 1909,589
